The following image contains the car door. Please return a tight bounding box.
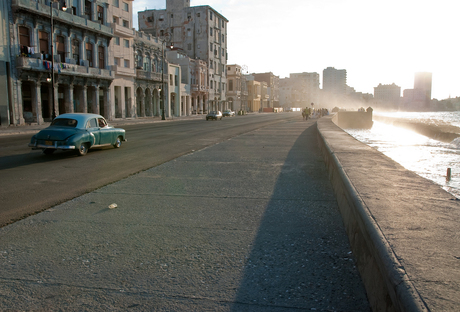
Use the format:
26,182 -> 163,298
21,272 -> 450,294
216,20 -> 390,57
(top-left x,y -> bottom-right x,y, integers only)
86,117 -> 101,146
97,117 -> 113,144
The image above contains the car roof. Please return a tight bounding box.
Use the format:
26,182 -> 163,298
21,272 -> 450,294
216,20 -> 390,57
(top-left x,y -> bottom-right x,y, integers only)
55,113 -> 104,128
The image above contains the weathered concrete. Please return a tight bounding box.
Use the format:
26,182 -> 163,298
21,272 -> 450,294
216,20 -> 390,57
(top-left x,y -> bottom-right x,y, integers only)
317,116 -> 460,311
0,118 -> 370,311
332,108 -> 373,129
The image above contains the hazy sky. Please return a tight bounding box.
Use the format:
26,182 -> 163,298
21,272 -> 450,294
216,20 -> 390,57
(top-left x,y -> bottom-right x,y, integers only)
133,0 -> 459,100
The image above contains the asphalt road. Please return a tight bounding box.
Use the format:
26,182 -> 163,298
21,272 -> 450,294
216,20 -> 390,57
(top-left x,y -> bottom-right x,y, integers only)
0,114 -> 370,310
0,113 -> 294,228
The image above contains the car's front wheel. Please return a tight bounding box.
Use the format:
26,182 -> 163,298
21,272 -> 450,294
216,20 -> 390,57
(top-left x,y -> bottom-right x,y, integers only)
113,136 -> 122,148
76,142 -> 89,156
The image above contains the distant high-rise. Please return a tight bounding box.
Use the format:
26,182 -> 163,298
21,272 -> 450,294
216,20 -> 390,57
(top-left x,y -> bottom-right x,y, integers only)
323,67 -> 347,95
414,72 -> 432,101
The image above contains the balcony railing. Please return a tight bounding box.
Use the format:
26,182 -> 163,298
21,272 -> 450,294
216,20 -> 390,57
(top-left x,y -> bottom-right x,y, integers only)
16,56 -> 114,79
191,84 -> 207,92
113,23 -> 135,38
111,65 -> 136,77
12,0 -> 113,37
136,69 -> 166,81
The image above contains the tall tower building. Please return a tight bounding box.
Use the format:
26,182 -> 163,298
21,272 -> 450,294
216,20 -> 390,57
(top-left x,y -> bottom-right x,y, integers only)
138,0 -> 229,111
323,67 -> 347,95
414,72 -> 432,102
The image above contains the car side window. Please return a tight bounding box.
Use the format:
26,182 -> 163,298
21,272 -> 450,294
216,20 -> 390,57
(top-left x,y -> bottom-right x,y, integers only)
87,118 -> 98,128
98,118 -> 107,128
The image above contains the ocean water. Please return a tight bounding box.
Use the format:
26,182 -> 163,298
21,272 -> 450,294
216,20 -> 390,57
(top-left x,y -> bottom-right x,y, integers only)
344,111 -> 460,199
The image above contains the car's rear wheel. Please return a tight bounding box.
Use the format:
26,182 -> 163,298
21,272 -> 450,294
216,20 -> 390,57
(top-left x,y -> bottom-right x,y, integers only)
76,143 -> 89,156
43,149 -> 55,155
113,136 -> 122,148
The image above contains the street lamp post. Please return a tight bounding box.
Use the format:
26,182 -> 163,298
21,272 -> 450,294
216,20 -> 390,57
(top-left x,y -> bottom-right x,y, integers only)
48,0 -> 66,120
159,38 -> 173,120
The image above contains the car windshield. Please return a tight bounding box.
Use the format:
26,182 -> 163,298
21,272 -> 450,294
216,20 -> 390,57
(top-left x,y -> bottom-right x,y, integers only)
210,111 -> 216,114
51,118 -> 78,128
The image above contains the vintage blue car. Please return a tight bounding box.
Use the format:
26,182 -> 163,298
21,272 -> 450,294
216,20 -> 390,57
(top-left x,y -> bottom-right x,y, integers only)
29,113 -> 127,156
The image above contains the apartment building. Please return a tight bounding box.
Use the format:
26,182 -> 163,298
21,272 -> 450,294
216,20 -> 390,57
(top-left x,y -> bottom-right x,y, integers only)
133,31 -> 168,118
245,75 -> 261,112
226,64 -> 248,112
9,0 -> 114,125
166,49 -> 207,115
279,72 -> 320,109
138,0 -> 228,112
251,72 -> 280,109
374,83 -> 401,109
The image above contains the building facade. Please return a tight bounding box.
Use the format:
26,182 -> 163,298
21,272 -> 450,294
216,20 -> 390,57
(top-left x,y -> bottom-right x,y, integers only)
8,0 -> 115,125
251,72 -> 280,109
0,0 -> 11,126
279,72 -> 320,109
138,0 -> 228,112
374,83 -> 401,109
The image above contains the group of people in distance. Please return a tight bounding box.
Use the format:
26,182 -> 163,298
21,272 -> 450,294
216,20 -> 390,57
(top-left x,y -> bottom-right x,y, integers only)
302,107 -> 329,120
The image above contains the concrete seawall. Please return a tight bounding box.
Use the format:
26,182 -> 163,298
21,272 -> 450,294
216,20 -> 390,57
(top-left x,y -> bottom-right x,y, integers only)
373,115 -> 460,143
316,116 -> 460,311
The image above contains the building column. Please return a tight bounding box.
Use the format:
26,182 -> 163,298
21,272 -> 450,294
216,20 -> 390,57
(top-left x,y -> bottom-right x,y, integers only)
104,88 -> 112,120
16,80 -> 25,125
81,86 -> 88,113
66,84 -> 74,113
93,85 -> 100,114
34,81 -> 44,125
139,90 -> 145,117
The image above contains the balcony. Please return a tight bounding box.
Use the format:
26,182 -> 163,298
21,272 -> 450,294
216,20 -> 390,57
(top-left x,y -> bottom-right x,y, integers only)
111,65 -> 135,77
113,23 -> 135,38
16,56 -> 114,79
135,69 -> 164,81
12,0 -> 113,37
191,84 -> 207,92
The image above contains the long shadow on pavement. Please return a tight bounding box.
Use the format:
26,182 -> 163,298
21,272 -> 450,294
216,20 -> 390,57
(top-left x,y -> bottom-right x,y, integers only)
230,123 -> 370,311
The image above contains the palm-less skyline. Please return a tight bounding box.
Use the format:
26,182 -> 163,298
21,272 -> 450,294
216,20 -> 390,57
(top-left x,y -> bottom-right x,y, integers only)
133,0 -> 460,100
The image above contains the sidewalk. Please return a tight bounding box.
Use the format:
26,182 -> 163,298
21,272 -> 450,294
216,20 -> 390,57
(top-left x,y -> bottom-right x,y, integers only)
0,118 -> 370,311
0,114 -> 207,136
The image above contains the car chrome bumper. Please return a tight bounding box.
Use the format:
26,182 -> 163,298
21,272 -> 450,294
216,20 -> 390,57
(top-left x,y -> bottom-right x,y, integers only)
28,143 -> 75,150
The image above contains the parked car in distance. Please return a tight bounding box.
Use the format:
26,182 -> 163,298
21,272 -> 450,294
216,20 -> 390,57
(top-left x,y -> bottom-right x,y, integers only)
222,110 -> 235,117
29,113 -> 127,156
206,111 -> 223,121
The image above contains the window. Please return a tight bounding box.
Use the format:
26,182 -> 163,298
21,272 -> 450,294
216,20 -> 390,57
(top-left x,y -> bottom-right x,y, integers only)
170,74 -> 173,86
114,57 -> 119,65
187,28 -> 191,36
222,20 -> 225,28
123,19 -> 129,28
57,35 -> 65,62
123,39 -> 129,48
124,59 -> 129,68
123,2 -> 128,11
114,36 -> 120,45
170,14 -> 173,18
38,31 -> 49,55
187,43 -> 192,50
97,6 -> 103,23
86,42 -> 93,67
222,34 -> 224,43
159,14 -> 164,21
210,27 -> 213,36
113,0 -> 119,7
72,39 -> 79,62
209,11 -> 212,20
175,75 -> 178,86
87,118 -> 98,128
113,16 -> 119,24
98,46 -> 105,69
210,80 -> 213,88
197,13 -> 200,17
84,0 -> 91,17
19,26 -> 30,47
229,79 -> 233,91
210,43 -> 212,51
